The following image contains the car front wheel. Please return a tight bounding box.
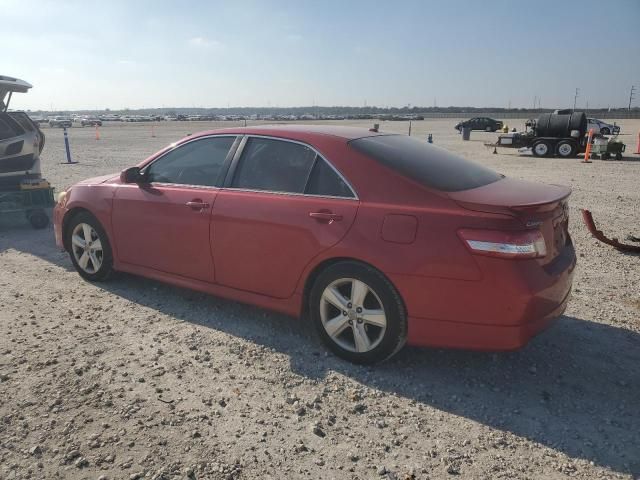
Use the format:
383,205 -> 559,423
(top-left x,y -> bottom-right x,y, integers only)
310,261 -> 407,364
66,212 -> 114,281
600,127 -> 610,135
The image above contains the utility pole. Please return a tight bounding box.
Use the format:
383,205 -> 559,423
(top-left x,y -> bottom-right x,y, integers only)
629,85 -> 636,111
533,96 -> 537,110
573,88 -> 579,111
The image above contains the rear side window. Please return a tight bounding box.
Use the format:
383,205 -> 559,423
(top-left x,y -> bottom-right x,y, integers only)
145,136 -> 235,186
349,135 -> 502,192
232,137 -> 316,193
0,117 -> 17,140
9,112 -> 34,132
305,158 -> 355,198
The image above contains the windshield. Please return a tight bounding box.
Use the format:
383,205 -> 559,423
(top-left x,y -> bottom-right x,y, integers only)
349,135 -> 502,192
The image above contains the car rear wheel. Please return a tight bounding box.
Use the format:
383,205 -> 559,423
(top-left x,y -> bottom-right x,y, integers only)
532,140 -> 552,157
555,140 -> 577,158
310,261 -> 407,364
66,212 -> 114,281
600,127 -> 610,135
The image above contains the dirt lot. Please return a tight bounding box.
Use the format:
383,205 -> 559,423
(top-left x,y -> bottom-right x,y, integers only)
1,119 -> 639,479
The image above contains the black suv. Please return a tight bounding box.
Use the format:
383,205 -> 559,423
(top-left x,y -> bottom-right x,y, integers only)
455,117 -> 503,132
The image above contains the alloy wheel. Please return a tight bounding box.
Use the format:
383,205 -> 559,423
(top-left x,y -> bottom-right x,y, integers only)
319,278 -> 387,353
71,223 -> 103,274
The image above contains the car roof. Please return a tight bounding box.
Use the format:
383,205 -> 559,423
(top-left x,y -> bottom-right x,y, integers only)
189,124 -> 387,142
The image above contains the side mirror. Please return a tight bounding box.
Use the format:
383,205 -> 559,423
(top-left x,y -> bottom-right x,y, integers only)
120,166 -> 143,184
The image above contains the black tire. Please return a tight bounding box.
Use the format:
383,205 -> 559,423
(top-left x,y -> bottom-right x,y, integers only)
309,261 -> 407,364
600,127 -> 610,135
27,209 -> 49,229
65,211 -> 114,281
532,139 -> 552,157
555,140 -> 578,158
615,152 -> 622,160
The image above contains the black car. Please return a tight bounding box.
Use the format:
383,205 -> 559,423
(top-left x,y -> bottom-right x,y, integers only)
455,117 -> 503,132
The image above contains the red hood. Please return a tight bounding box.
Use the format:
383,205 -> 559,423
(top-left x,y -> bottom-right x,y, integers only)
76,173 -> 120,185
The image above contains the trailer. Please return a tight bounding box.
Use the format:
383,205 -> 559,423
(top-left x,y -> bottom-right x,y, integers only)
0,186 -> 55,229
487,111 -> 595,158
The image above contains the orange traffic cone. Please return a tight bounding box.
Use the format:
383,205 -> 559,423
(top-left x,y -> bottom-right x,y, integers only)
582,129 -> 593,163
635,130 -> 640,155
95,125 -> 100,141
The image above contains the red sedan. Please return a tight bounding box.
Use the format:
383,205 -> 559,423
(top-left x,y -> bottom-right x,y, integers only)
54,125 -> 576,363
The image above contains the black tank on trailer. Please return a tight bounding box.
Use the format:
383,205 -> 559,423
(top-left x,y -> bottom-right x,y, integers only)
535,111 -> 587,138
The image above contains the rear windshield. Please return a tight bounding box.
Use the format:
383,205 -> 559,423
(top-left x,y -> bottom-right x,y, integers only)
349,135 -> 502,192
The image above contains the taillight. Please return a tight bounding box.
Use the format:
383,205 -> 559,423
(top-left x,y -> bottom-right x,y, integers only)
458,229 -> 547,259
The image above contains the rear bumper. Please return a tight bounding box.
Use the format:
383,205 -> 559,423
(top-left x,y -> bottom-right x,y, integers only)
406,286 -> 570,350
394,242 -> 576,350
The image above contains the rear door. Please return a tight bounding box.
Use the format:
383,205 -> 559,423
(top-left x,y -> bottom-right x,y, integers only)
112,135 -> 238,282
211,136 -> 359,298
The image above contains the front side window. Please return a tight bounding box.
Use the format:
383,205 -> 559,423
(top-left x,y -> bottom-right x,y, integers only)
231,137 -> 316,193
145,136 -> 235,187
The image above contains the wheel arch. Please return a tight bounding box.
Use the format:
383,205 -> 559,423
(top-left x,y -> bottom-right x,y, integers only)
61,207 -> 96,251
300,256 -> 406,318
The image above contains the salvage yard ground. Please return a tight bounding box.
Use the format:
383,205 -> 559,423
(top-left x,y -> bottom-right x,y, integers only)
1,119 -> 639,479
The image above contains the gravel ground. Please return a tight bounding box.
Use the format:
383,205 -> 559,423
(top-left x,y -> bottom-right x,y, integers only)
1,119 -> 639,479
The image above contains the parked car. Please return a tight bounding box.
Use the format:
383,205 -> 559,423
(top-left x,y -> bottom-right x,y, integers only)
587,118 -> 619,135
78,116 -> 102,127
0,75 -> 45,189
49,116 -> 72,128
455,117 -> 503,132
54,125 -> 575,364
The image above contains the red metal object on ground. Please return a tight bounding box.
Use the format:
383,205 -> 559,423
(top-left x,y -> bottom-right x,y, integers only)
53,125 -> 577,353
581,209 -> 640,252
634,130 -> 640,155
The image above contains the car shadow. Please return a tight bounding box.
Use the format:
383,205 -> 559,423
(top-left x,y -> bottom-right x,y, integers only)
98,273 -> 639,476
3,229 -> 640,476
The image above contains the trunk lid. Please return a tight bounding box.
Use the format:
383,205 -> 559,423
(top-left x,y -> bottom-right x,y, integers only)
0,76 -> 32,111
448,177 -> 571,263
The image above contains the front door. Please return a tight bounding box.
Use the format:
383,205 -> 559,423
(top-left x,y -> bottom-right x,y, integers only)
212,136 -> 359,298
112,135 -> 237,282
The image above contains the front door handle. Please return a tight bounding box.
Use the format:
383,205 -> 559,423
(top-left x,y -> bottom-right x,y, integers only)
186,200 -> 210,210
309,211 -> 343,223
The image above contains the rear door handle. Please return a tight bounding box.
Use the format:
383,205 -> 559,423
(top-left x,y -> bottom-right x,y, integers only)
186,200 -> 210,210
309,211 -> 343,223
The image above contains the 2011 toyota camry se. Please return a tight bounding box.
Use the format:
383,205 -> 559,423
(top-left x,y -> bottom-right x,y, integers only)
54,125 -> 576,364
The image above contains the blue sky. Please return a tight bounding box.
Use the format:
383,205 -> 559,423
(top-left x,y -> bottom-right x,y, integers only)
2,0 -> 639,110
